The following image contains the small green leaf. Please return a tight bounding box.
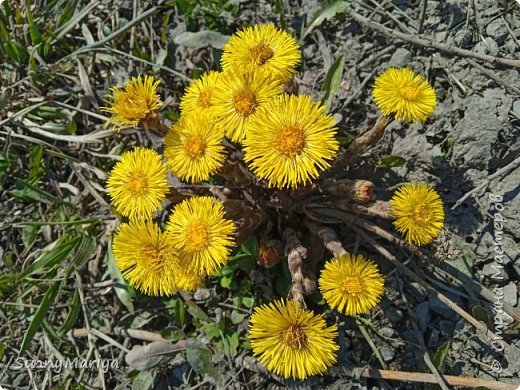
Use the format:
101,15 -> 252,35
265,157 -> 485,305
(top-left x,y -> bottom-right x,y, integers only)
220,276 -> 232,288
303,1 -> 350,39
186,301 -> 209,322
21,225 -> 39,249
240,235 -> 258,257
241,296 -> 255,309
238,256 -> 256,272
230,310 -> 246,325
472,305 -> 493,330
132,369 -> 156,390
321,55 -> 345,109
186,339 -> 222,385
20,281 -> 61,355
201,321 -> 223,339
377,155 -> 407,168
432,340 -> 451,373
59,287 -> 81,335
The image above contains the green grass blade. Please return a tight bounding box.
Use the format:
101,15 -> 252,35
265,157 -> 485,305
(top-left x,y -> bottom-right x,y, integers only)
106,238 -> 135,313
59,287 -> 81,336
19,281 -> 61,355
302,1 -> 350,40
321,54 -> 345,109
10,177 -> 72,206
54,1 -> 99,42
17,236 -> 80,281
23,0 -> 43,49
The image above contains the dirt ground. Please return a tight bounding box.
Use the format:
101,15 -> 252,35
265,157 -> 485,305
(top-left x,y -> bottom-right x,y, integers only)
1,0 -> 519,389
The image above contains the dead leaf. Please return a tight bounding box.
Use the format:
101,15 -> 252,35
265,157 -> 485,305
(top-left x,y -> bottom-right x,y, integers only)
125,340 -> 186,370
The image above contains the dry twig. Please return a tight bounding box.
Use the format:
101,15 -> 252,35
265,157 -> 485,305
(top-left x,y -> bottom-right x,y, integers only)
358,368 -> 519,390
347,8 -> 520,69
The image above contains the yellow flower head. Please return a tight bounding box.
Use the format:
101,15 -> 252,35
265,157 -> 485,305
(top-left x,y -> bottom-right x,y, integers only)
243,94 -> 339,189
180,71 -> 221,118
213,66 -> 283,143
102,75 -> 161,128
319,253 -> 385,316
248,299 -> 339,380
107,147 -> 169,219
373,68 -> 436,122
112,220 -> 181,296
390,183 -> 445,246
167,196 -> 235,275
221,23 -> 301,83
164,114 -> 226,183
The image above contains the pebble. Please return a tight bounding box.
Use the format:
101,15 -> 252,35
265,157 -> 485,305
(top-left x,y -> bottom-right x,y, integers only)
303,44 -> 316,59
482,262 -> 507,279
439,320 -> 453,336
429,294 -> 463,320
193,288 -> 211,301
503,282 -> 518,306
511,100 -> 520,119
380,345 -> 395,362
472,37 -> 499,56
386,307 -> 404,323
416,301 -> 431,332
410,282 -> 429,302
454,30 -> 473,48
388,48 -> 412,67
379,327 -> 396,338
486,20 -> 509,44
430,328 -> 441,345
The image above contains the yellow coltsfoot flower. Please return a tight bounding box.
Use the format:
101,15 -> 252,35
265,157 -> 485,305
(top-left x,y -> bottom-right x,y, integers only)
373,67 -> 436,122
112,220 -> 182,296
180,71 -> 221,119
167,196 -> 235,275
248,299 -> 339,380
102,75 -> 162,128
390,183 -> 445,245
213,66 -> 282,143
107,147 -> 169,219
319,253 -> 385,316
221,23 -> 301,83
243,94 -> 339,189
164,114 -> 226,183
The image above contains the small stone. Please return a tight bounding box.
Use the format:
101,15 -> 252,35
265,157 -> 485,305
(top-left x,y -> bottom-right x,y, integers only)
386,307 -> 404,323
410,282 -> 428,301
472,37 -> 499,56
303,44 -> 316,59
379,327 -> 395,338
511,100 -> 520,119
503,282 -> 518,306
388,48 -> 412,67
482,262 -> 507,279
380,345 -> 395,362
486,20 -> 509,44
429,294 -> 463,320
439,320 -> 453,335
416,301 -> 431,331
193,288 -> 211,301
430,328 -> 441,345
402,330 -> 420,342
454,30 -> 473,48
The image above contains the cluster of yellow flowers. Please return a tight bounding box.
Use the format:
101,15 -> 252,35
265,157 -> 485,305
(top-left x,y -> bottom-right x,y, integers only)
249,252 -> 385,379
102,22 -> 447,381
106,147 -> 235,295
